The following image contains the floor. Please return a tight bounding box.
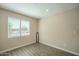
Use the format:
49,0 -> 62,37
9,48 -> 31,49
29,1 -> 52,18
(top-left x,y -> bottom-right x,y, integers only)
0,43 -> 76,56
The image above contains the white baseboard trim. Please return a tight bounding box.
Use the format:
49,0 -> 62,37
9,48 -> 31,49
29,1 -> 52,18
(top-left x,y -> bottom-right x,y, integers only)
40,41 -> 79,56
0,41 -> 36,54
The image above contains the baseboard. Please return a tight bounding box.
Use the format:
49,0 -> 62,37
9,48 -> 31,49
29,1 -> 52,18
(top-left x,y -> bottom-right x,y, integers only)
39,41 -> 79,56
0,41 -> 36,54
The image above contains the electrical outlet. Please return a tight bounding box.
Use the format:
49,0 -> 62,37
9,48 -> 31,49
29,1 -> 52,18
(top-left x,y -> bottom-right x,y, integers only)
64,43 -> 67,47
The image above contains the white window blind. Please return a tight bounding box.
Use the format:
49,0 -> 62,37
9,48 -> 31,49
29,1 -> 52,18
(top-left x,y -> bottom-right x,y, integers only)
8,16 -> 30,38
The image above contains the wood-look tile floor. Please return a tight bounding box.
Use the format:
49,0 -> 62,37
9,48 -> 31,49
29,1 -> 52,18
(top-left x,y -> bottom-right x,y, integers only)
0,43 -> 75,56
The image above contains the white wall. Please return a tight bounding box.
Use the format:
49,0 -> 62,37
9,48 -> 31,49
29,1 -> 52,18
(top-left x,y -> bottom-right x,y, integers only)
39,7 -> 79,55
0,9 -> 38,52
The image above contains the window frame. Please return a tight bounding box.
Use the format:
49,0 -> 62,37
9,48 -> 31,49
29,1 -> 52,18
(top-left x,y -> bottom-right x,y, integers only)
8,16 -> 30,38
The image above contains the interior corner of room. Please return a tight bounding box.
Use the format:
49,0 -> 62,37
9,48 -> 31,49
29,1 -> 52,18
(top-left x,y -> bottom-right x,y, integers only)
0,3 -> 79,56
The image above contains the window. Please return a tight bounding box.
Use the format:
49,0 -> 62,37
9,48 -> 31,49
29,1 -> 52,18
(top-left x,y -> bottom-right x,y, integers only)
21,20 -> 30,36
8,16 -> 20,38
8,16 -> 30,38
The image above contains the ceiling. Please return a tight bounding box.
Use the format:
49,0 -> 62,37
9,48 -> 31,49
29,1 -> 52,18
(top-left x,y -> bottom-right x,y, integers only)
0,3 -> 79,19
